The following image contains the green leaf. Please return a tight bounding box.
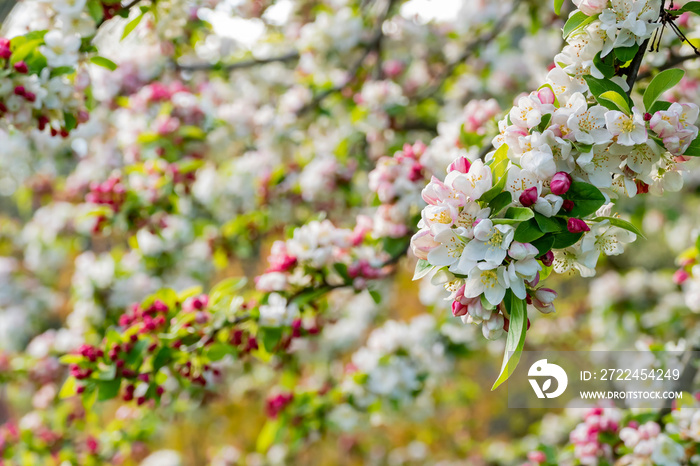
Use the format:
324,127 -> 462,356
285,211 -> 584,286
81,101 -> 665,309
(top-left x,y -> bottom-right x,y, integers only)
121,12 -> 145,41
551,231 -> 583,249
643,68 -> 685,112
206,343 -> 235,362
58,354 -> 84,365
413,259 -> 435,281
333,263 -> 351,282
614,44 -> 639,63
488,144 -> 510,182
592,216 -> 645,238
481,163 -> 509,204
675,1 -> 700,14
649,100 -> 672,114
554,0 -> 565,15
382,236 -> 409,258
87,0 -> 105,23
493,207 -> 534,225
63,111 -> 77,131
257,418 -> 282,453
535,113 -> 552,133
583,75 -> 632,111
531,234 -> 555,256
96,379 -> 121,401
369,290 -> 382,304
492,291 -> 527,390
90,56 -> 118,71
563,181 -> 606,218
593,52 -> 615,79
514,219 -> 545,243
209,277 -> 246,305
152,347 -> 171,372
599,90 -> 631,115
59,376 -> 78,399
259,327 -> 282,353
562,11 -> 597,39
11,38 -> 44,64
488,191 -> 514,216
533,213 -> 566,233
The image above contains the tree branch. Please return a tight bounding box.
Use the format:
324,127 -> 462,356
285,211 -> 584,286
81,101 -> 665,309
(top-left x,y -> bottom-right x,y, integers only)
175,51 -> 300,72
414,0 -> 523,101
296,0 -> 396,116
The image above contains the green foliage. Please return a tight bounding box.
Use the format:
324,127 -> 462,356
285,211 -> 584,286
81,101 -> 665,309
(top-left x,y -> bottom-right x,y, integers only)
562,11 -> 597,39
599,90 -> 631,115
90,56 -> 118,71
562,181 -> 606,218
492,291 -> 527,390
583,75 -> 633,112
643,69 -> 685,112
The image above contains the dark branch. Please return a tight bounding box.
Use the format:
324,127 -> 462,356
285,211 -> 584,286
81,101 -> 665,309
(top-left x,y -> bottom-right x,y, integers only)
415,0 -> 523,101
296,0 -> 396,115
175,51 -> 300,72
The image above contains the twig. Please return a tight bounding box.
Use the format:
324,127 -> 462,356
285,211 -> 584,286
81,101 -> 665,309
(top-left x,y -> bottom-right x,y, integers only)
637,53 -> 699,80
175,51 -> 300,72
415,0 -> 523,101
296,0 -> 396,115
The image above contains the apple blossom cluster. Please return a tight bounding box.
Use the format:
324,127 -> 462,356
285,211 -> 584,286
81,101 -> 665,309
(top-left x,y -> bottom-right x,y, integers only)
368,141 -> 428,238
411,0 -> 700,360
255,219 -> 390,293
340,315 -> 450,409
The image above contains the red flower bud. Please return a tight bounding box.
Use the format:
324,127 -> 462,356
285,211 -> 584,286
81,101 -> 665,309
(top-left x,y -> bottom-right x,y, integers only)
13,61 -> 27,73
519,186 -> 538,207
538,251 -> 554,267
567,218 -> 590,233
550,172 -> 572,195
447,156 -> 471,174
562,199 -> 574,212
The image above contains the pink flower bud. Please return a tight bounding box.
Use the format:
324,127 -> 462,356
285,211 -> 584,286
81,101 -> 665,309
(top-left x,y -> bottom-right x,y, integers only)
527,451 -> 547,464
567,218 -> 589,233
562,199 -> 574,212
410,229 -> 439,260
13,61 -> 27,73
448,156 -> 471,174
0,38 -> 10,60
550,172 -> 572,195
533,288 -> 557,314
537,87 -> 555,105
538,251 -> 554,267
673,269 -> 689,285
519,186 -> 538,207
452,300 -> 468,316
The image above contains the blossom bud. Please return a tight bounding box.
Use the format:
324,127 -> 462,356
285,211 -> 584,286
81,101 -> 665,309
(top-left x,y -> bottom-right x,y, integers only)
573,0 -> 608,16
538,251 -> 554,267
533,288 -> 557,314
567,218 -> 590,233
562,199 -> 574,212
519,186 -> 538,207
452,299 -> 468,316
0,38 -> 10,60
448,156 -> 471,174
537,87 -> 555,105
527,451 -> 547,464
482,313 -> 505,340
13,61 -> 27,73
508,241 -> 538,261
13,86 -> 25,96
673,269 -> 689,285
550,172 -> 572,195
410,229 -> 439,260
644,112 -> 652,121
